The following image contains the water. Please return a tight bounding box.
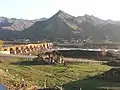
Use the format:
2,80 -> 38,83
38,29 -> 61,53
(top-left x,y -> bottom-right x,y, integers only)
0,84 -> 6,90
55,47 -> 119,52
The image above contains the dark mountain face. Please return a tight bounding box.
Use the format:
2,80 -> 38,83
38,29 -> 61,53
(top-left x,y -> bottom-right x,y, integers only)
1,10 -> 120,43
0,29 -> 19,40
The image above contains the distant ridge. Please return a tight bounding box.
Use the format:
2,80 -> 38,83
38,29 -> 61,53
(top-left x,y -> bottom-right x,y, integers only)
0,17 -> 47,40
0,17 -> 47,31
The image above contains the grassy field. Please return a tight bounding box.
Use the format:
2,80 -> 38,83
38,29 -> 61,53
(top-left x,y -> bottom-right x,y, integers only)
0,57 -> 119,90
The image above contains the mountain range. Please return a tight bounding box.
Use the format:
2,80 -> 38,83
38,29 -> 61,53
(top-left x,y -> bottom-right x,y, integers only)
1,10 -> 120,42
0,17 -> 46,40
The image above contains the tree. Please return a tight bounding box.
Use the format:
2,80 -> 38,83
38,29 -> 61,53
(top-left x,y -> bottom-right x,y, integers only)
100,45 -> 107,60
0,40 -> 4,47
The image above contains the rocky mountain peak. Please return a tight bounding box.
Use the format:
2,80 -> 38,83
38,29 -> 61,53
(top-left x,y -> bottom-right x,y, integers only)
53,10 -> 73,19
0,17 -> 13,27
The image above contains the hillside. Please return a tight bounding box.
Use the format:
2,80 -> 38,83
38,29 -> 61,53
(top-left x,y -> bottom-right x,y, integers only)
76,15 -> 120,42
1,10 -> 120,42
22,10 -> 82,41
21,10 -> 120,42
0,17 -> 47,40
0,17 -> 47,31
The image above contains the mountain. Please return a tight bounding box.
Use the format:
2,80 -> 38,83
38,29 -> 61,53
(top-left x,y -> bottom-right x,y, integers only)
0,17 -> 47,40
22,10 -> 83,41
22,10 -> 115,42
1,10 -> 120,43
76,15 -> 120,42
0,17 -> 47,31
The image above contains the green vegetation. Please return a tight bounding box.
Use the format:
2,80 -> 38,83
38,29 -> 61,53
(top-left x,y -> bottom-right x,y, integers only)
0,57 -> 119,90
0,40 -> 4,47
71,25 -> 78,30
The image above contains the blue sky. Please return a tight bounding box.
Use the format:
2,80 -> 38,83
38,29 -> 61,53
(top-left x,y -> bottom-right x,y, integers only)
0,0 -> 120,20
